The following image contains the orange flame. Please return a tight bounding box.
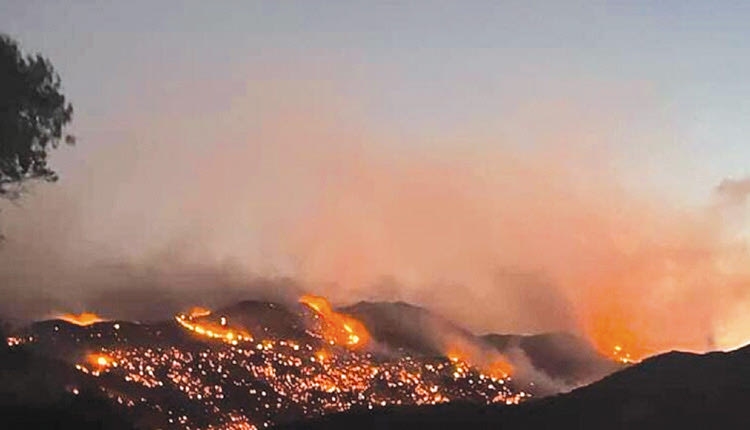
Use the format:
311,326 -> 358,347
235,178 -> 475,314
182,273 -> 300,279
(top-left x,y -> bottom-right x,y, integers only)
611,344 -> 636,364
175,308 -> 252,345
586,311 -> 650,363
299,294 -> 370,348
59,312 -> 106,326
446,346 -> 513,378
488,359 -> 514,379
188,307 -> 212,318
315,349 -> 330,362
87,353 -> 112,368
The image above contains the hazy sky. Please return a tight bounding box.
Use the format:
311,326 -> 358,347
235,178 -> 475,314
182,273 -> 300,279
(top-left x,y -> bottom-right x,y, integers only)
2,1 -> 749,200
2,1 -> 750,356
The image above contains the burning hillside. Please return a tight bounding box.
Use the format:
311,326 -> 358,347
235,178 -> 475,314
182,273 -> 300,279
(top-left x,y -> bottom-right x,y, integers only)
57,312 -> 107,326
4,297 -> 626,429
5,297 -> 535,429
299,295 -> 370,348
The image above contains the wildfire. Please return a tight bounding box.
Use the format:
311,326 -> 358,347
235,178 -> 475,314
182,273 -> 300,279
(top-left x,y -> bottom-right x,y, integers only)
188,307 -> 212,318
6,336 -> 31,347
315,349 -> 330,362
586,316 -> 645,363
88,353 -> 113,368
447,350 -> 465,363
488,359 -> 514,379
58,312 -> 106,326
299,295 -> 370,348
611,344 -> 636,364
584,306 -> 658,364
68,302 -> 523,428
75,339 -> 520,428
447,347 -> 513,379
175,308 -> 252,345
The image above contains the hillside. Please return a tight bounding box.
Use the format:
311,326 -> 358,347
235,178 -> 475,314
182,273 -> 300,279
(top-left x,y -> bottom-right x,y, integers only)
275,344 -> 750,430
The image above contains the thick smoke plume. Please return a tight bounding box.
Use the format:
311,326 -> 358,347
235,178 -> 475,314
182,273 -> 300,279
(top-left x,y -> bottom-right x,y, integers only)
1,76 -> 749,360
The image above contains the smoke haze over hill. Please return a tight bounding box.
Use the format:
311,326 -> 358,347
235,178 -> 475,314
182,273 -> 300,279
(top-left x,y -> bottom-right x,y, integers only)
0,75 -> 749,360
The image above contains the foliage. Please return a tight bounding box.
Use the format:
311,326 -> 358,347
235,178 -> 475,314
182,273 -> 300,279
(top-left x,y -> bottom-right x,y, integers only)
0,34 -> 73,198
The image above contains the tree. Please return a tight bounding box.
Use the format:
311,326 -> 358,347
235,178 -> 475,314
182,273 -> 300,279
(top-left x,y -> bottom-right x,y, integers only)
0,320 -> 7,355
0,34 -> 73,198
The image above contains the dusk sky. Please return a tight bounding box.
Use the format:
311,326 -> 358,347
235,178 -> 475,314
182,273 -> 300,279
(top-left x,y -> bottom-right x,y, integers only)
2,1 -> 750,357
3,1 -> 749,201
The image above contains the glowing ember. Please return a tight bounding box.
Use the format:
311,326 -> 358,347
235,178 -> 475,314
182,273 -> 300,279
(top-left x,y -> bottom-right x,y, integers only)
75,339 -> 520,429
315,349 -> 330,362
611,344 -> 636,364
6,336 -> 30,347
58,312 -> 106,326
447,349 -> 466,362
88,353 -> 113,368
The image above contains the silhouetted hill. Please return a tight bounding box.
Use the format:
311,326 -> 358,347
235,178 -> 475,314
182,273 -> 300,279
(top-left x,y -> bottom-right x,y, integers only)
8,299 -> 694,429
0,346 -> 135,430
522,344 -> 750,429
339,301 -> 477,356
24,302 -> 618,392
25,318 -> 192,360
275,344 -> 750,430
212,300 -> 310,339
341,301 -> 618,387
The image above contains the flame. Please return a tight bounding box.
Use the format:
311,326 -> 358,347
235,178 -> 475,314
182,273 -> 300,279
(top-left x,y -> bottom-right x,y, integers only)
88,353 -> 112,368
73,308 -> 526,423
585,310 -> 652,363
447,349 -> 466,363
188,307 -> 212,318
59,312 -> 106,326
488,359 -> 513,379
175,308 -> 252,345
299,295 -> 370,348
446,346 -> 513,379
315,349 -> 330,362
609,344 -> 637,364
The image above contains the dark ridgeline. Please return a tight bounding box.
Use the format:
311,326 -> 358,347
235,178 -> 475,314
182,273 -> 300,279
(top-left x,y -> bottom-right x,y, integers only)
213,300 -> 311,339
482,332 -> 621,386
340,301 -> 478,357
275,344 -> 750,430
341,301 -> 620,387
0,344 -> 134,430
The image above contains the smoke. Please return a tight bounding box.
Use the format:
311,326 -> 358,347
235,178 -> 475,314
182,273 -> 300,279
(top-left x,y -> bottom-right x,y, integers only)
502,346 -> 569,396
1,74 -> 749,360
716,177 -> 750,205
286,144 -> 750,358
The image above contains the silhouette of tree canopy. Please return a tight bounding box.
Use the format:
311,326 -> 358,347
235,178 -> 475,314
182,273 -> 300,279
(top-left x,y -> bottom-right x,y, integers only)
0,320 -> 7,354
0,34 -> 73,198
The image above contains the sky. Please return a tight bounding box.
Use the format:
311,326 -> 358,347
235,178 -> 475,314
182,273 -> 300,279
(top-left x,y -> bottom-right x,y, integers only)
2,1 -> 750,357
2,1 -> 748,200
